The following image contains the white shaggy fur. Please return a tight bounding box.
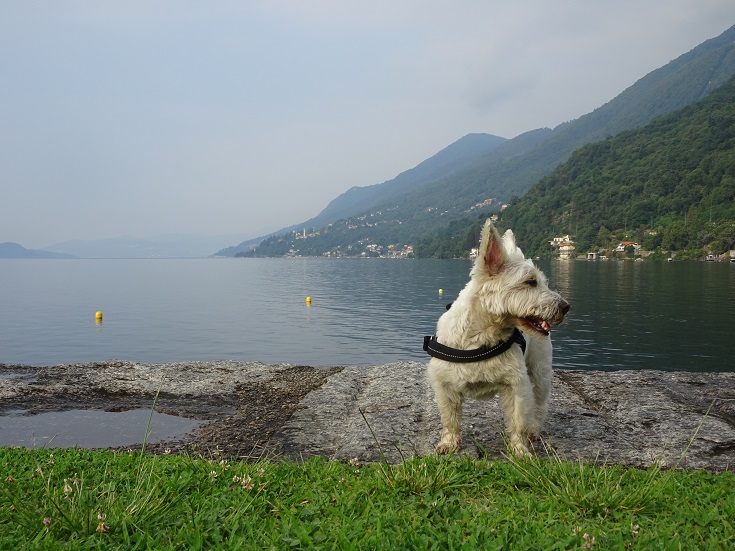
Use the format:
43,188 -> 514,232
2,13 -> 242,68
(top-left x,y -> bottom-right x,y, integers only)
427,220 -> 569,456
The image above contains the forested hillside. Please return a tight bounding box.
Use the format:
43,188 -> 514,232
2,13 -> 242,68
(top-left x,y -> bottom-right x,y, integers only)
497,75 -> 735,259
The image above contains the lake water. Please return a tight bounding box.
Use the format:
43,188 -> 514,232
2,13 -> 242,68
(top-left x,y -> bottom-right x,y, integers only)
1,258 -> 733,372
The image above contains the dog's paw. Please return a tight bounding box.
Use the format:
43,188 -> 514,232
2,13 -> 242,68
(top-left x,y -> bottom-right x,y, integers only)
508,434 -> 533,458
512,442 -> 532,458
435,442 -> 459,455
436,433 -> 461,454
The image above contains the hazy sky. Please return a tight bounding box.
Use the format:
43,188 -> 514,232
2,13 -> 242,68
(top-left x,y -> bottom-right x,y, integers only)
2,2 -> 734,248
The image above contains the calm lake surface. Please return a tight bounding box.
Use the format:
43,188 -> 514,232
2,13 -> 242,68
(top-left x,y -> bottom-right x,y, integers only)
1,258 -> 733,372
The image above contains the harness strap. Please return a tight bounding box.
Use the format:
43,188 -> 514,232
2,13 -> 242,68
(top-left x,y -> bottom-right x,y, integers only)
423,328 -> 526,363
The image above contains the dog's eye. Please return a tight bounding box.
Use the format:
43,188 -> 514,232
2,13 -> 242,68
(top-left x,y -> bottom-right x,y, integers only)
526,278 -> 538,287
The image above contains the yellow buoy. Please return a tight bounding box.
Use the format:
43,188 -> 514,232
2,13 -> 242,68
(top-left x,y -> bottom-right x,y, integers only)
95,311 -> 103,320
306,296 -> 312,305
438,289 -> 443,295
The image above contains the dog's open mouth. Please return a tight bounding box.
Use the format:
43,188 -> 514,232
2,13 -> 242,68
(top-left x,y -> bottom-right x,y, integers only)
520,317 -> 551,336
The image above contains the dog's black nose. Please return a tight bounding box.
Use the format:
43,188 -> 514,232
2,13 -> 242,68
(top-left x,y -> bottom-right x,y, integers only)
560,300 -> 570,315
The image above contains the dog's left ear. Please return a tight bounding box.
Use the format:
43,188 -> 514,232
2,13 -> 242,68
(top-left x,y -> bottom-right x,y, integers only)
473,219 -> 505,277
502,229 -> 525,260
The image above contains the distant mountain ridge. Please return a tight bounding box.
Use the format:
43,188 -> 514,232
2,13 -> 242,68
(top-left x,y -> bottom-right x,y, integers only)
310,133 -> 508,224
42,233 -> 255,259
215,132 -> 509,256
232,22 -> 735,258
373,22 -> 735,217
0,242 -> 75,259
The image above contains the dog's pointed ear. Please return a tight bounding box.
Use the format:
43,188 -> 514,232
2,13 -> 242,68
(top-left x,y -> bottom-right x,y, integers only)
474,219 -> 505,277
502,229 -> 525,260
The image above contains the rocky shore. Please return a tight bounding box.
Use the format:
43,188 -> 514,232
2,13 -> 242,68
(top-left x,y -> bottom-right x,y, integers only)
1,360 -> 734,471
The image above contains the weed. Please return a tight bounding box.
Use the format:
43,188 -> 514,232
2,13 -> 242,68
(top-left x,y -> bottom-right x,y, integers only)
505,438 -> 670,517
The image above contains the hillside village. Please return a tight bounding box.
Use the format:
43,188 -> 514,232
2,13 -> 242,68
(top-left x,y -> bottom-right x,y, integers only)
548,234 -> 645,260
263,217 -> 417,259
289,225 -> 415,258
241,200 -> 505,259
547,233 -> 735,261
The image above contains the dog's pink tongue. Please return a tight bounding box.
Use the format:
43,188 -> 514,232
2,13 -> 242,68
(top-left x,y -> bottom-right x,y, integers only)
541,320 -> 551,332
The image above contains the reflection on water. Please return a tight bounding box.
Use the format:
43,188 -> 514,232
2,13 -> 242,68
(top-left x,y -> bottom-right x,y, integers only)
0,258 -> 733,372
0,409 -> 203,448
546,259 -> 735,371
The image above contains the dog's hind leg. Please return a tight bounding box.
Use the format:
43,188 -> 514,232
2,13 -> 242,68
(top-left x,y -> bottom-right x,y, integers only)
434,384 -> 464,454
498,375 -> 536,456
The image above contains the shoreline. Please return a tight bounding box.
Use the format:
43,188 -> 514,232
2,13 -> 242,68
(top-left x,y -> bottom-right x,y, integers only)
1,361 -> 734,471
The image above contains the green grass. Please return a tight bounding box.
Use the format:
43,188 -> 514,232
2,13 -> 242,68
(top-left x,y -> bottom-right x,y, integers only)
1,446 -> 733,550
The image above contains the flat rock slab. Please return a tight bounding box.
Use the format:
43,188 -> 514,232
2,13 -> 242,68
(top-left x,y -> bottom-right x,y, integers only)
1,361 -> 733,471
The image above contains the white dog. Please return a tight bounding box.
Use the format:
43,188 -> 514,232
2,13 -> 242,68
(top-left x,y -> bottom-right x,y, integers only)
426,219 -> 569,456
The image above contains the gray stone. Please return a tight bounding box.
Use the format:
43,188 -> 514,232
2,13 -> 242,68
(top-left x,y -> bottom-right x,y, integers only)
1,361 -> 733,471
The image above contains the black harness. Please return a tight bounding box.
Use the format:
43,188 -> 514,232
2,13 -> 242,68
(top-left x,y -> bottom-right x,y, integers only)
423,328 -> 526,363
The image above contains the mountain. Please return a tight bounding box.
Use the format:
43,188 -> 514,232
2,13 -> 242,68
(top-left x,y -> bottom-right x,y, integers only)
375,23 -> 735,216
215,132 -> 511,256
234,23 -> 735,258
0,242 -> 76,259
497,73 -> 735,259
43,233 -> 255,259
304,133 -> 509,224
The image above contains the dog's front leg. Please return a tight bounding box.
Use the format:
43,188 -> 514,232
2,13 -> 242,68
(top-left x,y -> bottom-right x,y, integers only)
524,336 -> 553,437
434,383 -> 463,454
498,375 -> 536,457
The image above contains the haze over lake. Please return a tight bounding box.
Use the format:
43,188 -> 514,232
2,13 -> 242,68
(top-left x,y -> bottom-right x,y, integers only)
1,258 -> 732,372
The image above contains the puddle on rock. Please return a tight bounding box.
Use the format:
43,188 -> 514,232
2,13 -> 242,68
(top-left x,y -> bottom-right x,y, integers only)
0,409 -> 204,449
